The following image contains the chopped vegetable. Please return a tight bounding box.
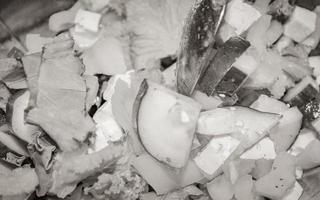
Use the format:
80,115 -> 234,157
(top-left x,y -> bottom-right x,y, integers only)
194,135 -> 240,176
48,2 -> 83,32
240,137 -> 276,160
222,158 -> 255,184
132,153 -> 204,195
134,80 -> 201,168
82,29 -> 130,75
251,158 -> 273,179
25,34 -> 53,54
206,174 -> 234,200
281,181 -> 303,200
270,107 -> 303,153
127,0 -> 195,69
296,139 -> 320,170
26,33 -> 95,152
284,6 -> 317,42
6,90 -> 39,143
196,106 -> 281,136
234,175 -> 257,200
250,94 -> 289,114
288,128 -> 317,156
224,0 -> 261,34
299,167 -> 320,200
255,153 -> 296,199
74,9 -> 101,33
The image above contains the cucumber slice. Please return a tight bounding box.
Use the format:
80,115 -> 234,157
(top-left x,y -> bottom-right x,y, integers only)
133,80 -> 201,168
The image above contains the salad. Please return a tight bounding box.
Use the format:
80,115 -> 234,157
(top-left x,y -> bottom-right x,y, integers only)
0,0 -> 320,199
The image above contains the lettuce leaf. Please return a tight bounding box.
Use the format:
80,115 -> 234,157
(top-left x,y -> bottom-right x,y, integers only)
126,0 -> 195,69
25,33 -> 95,152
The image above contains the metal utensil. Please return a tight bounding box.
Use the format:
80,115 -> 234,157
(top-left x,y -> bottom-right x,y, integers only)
176,0 -> 226,96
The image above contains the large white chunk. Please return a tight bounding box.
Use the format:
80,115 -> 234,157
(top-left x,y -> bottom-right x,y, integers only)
225,0 -> 262,34
194,136 -> 240,175
74,9 -> 101,32
25,34 -> 53,54
137,81 -> 201,168
240,137 -> 276,159
289,128 -> 317,156
281,181 -> 303,200
250,94 -> 289,114
284,6 -> 317,42
196,106 -> 280,136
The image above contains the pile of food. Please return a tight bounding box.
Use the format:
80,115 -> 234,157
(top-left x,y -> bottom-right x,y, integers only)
0,0 -> 320,199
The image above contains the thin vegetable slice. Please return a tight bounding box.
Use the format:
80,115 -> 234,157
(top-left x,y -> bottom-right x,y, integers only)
133,80 -> 201,168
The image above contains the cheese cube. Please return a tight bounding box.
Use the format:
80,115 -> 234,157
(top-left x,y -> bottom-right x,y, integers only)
240,137 -> 276,159
289,128 -> 317,156
225,0 -> 262,34
281,182 -> 303,200
194,136 -> 240,175
284,6 -> 317,42
74,9 -> 101,32
25,34 -> 53,54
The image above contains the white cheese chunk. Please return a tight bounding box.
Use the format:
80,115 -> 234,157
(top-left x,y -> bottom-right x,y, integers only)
225,0 -> 262,34
240,137 -> 276,159
250,94 -> 289,114
194,136 -> 240,175
289,128 -> 317,156
25,34 -> 53,54
281,181 -> 303,200
284,6 -> 317,42
74,9 -> 101,32
88,101 -> 123,153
